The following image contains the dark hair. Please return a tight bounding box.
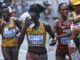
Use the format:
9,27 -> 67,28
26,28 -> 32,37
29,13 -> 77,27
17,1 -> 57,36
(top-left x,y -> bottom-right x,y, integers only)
43,1 -> 50,6
58,3 -> 67,12
29,4 -> 45,14
1,5 -> 11,17
68,4 -> 74,11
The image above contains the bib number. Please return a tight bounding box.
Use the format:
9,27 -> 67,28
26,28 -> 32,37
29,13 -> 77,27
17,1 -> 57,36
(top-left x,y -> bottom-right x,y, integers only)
28,35 -> 43,46
60,37 -> 70,44
63,29 -> 71,33
3,28 -> 16,38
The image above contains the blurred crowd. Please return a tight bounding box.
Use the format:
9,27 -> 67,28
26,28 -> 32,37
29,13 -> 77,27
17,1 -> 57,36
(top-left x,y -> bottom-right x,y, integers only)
2,1 -> 54,20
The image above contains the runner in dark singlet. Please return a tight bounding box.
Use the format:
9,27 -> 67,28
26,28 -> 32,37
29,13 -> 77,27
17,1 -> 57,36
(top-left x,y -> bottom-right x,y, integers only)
53,3 -> 72,60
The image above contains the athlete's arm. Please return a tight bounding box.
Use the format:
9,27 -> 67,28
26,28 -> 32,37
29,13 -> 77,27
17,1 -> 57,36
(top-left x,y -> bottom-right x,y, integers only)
44,23 -> 56,46
18,25 -> 26,49
53,19 -> 59,32
57,32 -> 72,39
18,18 -> 33,48
14,20 -> 22,30
0,21 -> 4,33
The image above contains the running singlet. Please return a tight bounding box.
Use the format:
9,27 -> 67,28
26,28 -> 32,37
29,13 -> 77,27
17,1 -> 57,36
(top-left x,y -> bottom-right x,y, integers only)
26,22 -> 46,47
2,18 -> 18,47
57,20 -> 71,45
60,29 -> 71,45
3,27 -> 16,38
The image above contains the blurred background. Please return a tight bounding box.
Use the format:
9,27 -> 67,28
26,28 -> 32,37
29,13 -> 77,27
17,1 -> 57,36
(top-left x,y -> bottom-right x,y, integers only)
0,0 -> 70,17
0,0 -> 71,60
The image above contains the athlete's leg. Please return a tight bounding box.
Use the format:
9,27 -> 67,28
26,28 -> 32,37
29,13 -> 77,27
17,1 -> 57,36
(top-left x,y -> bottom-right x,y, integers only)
26,52 -> 39,60
39,53 -> 47,60
56,46 -> 71,60
56,49 -> 65,60
1,46 -> 11,60
11,47 -> 19,60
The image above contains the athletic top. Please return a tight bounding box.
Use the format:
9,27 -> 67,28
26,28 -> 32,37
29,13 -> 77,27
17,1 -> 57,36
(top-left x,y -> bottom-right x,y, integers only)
56,18 -> 71,46
2,18 -> 18,47
26,22 -> 46,48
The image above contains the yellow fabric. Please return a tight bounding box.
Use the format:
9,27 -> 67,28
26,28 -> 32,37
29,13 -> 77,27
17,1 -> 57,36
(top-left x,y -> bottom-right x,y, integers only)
72,12 -> 78,19
8,17 -> 15,28
71,0 -> 80,5
2,18 -> 18,47
2,38 -> 18,47
26,22 -> 46,47
72,11 -> 80,24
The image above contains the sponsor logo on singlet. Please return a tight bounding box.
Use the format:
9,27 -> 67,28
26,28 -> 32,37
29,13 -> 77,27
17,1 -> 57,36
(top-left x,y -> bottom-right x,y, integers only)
28,35 -> 43,46
3,27 -> 16,39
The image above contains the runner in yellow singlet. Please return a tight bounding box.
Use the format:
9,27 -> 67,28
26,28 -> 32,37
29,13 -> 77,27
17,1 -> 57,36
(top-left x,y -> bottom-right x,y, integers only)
1,5 -> 22,60
18,4 -> 56,60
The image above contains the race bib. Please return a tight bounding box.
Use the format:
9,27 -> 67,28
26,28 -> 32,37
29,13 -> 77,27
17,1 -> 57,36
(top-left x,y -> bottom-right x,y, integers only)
60,37 -> 70,44
28,35 -> 43,46
3,28 -> 16,38
63,29 -> 71,33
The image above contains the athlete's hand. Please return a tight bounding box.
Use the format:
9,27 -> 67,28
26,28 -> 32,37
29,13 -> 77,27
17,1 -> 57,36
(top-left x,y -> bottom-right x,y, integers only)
24,17 -> 33,28
49,38 -> 56,46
